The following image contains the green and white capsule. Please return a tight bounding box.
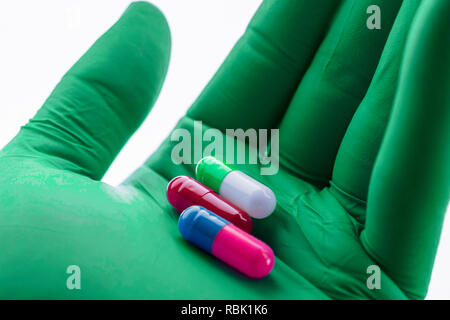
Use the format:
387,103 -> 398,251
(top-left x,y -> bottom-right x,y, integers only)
195,156 -> 276,219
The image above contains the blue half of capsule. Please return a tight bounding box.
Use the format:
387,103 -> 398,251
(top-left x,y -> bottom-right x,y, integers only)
178,206 -> 230,252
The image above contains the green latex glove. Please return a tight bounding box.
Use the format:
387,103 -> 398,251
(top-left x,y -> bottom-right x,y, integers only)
0,0 -> 449,299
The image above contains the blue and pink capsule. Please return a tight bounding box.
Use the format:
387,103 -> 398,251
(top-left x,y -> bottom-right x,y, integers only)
179,206 -> 275,278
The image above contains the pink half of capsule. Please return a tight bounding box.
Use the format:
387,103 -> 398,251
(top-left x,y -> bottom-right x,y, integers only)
179,206 -> 274,279
213,224 -> 275,279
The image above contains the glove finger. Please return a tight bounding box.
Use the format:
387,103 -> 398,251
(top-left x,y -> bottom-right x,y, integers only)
1,2 -> 171,180
124,0 -> 342,191
187,0 -> 341,132
278,0 -> 403,187
330,0 -> 421,223
361,0 -> 450,299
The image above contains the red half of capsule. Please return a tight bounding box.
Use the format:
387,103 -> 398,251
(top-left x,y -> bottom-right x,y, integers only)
167,176 -> 253,233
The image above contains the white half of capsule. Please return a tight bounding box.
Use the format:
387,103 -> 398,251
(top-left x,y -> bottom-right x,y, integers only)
219,171 -> 276,219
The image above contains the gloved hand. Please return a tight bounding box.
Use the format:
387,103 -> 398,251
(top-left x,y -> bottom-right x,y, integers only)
0,0 -> 448,299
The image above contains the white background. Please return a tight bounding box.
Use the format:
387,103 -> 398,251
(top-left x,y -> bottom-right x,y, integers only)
0,0 -> 448,299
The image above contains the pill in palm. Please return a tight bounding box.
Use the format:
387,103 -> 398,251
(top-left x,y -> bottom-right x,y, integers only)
179,206 -> 274,278
167,175 -> 253,233
196,156 -> 276,219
